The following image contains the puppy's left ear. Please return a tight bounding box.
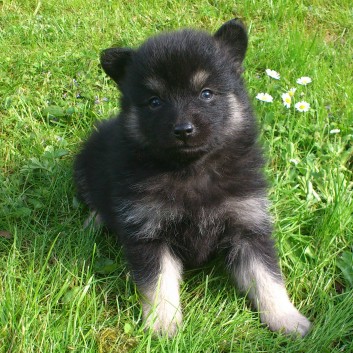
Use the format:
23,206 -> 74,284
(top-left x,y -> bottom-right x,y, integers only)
214,19 -> 248,66
100,47 -> 134,86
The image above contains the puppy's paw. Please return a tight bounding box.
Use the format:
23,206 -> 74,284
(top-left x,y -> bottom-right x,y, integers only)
143,302 -> 182,337
261,306 -> 311,337
83,211 -> 103,229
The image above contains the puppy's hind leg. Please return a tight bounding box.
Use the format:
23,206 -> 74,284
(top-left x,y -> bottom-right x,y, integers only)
83,211 -> 103,229
227,232 -> 311,337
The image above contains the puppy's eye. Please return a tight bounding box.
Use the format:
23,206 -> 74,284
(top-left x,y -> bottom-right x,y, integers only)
200,89 -> 214,100
148,96 -> 162,108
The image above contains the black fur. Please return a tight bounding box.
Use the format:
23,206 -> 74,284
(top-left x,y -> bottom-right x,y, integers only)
74,19 -> 311,336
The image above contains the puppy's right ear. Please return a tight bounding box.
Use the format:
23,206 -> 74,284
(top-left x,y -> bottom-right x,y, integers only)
100,48 -> 134,85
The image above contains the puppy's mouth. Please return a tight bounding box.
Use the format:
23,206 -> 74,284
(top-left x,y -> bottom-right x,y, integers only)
171,142 -> 209,155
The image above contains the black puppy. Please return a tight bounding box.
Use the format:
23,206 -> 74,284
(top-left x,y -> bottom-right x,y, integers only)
74,19 -> 311,337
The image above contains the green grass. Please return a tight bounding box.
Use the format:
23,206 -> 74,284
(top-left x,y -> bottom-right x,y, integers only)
1,0 -> 353,352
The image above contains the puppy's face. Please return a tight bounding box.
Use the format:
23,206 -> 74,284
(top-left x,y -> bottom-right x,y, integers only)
101,20 -> 250,161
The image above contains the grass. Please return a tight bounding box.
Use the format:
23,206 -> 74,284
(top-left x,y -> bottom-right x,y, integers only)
1,0 -> 352,352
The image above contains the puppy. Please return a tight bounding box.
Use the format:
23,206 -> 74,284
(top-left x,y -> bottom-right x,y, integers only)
74,19 -> 311,337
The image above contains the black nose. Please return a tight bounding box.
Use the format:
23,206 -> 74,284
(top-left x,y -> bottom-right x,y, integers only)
174,122 -> 194,140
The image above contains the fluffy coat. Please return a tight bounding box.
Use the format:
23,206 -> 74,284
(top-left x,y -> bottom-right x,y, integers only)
74,19 -> 311,337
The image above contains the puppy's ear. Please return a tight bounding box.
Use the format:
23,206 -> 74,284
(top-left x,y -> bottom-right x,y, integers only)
100,48 -> 134,85
214,19 -> 248,65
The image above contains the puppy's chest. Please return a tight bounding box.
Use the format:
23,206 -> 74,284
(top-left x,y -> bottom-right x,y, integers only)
117,195 -> 226,240
115,167 -> 236,245
116,174 -> 228,240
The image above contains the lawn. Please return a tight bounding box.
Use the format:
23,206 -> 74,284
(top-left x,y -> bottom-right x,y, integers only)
1,0 -> 352,352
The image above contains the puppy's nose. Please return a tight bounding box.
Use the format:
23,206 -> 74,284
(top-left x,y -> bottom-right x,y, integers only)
174,122 -> 194,140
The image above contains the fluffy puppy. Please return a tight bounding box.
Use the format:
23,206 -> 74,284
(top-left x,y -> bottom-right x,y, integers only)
74,19 -> 311,337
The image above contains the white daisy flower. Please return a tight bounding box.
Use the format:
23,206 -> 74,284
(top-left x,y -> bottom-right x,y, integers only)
288,88 -> 297,96
266,69 -> 280,80
297,76 -> 312,85
290,158 -> 299,165
256,92 -> 273,103
282,92 -> 292,108
295,101 -> 310,112
329,129 -> 340,134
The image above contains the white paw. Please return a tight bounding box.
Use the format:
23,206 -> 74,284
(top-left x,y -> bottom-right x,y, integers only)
141,246 -> 183,337
143,302 -> 182,337
261,306 -> 311,337
83,211 -> 103,229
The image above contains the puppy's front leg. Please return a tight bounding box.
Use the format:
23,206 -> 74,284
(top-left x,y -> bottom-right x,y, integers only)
227,227 -> 311,337
125,242 -> 183,336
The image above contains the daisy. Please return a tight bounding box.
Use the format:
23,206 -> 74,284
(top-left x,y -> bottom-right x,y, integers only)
295,101 -> 310,112
329,129 -> 340,134
266,69 -> 280,80
282,92 -> 292,108
297,76 -> 312,85
256,92 -> 273,103
288,88 -> 297,96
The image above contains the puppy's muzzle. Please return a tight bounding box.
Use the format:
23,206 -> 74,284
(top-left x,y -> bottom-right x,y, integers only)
174,122 -> 195,141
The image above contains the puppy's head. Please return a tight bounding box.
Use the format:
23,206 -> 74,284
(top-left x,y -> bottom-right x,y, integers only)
101,19 -> 254,162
